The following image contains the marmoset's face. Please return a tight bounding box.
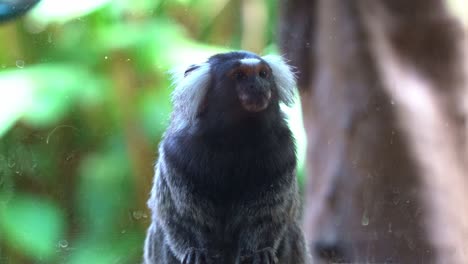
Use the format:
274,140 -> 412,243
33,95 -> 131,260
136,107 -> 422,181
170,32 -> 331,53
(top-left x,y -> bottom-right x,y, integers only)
205,53 -> 278,119
228,58 -> 274,113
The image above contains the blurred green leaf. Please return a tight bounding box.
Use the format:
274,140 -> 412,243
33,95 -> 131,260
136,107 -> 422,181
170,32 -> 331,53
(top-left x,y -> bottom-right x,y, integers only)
0,194 -> 65,261
66,231 -> 143,264
0,64 -> 103,136
138,80 -> 172,139
28,0 -> 112,26
174,0 -> 192,5
77,147 -> 133,237
95,20 -> 227,70
0,75 -> 33,137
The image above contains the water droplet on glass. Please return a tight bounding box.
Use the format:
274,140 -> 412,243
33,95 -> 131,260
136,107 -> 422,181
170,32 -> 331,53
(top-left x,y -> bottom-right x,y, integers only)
65,153 -> 75,162
16,60 -> 25,68
58,239 -> 68,248
132,210 -> 147,220
361,211 -> 369,226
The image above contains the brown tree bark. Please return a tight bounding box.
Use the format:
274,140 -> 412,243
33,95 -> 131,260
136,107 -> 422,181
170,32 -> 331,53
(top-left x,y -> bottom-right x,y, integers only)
280,0 -> 468,263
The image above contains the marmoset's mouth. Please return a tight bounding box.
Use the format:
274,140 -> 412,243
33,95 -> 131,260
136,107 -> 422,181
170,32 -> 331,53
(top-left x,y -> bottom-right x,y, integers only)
238,89 -> 271,112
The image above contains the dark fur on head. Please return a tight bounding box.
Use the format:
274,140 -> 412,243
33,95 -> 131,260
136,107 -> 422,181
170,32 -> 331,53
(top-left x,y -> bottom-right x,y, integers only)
169,51 -> 296,132
143,51 -> 310,263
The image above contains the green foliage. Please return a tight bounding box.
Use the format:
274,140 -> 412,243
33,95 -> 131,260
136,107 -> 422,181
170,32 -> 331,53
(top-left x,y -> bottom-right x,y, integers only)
76,148 -> 133,237
0,65 -> 103,136
0,0 -> 307,263
0,194 -> 65,261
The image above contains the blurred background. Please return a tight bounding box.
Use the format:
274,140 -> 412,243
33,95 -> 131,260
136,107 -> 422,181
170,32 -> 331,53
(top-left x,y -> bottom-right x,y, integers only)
0,0 -> 308,263
1,0 -> 467,263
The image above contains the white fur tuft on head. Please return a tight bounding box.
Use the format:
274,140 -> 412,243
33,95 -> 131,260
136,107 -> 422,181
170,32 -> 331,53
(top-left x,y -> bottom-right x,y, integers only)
262,55 -> 297,106
170,62 -> 212,127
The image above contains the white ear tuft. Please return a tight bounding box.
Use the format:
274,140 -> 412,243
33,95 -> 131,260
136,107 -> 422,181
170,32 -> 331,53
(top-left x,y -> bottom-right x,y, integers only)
262,55 -> 297,106
170,62 -> 212,125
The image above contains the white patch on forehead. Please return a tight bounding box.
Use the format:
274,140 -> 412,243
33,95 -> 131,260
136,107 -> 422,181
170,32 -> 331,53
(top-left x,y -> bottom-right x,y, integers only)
240,58 -> 261,66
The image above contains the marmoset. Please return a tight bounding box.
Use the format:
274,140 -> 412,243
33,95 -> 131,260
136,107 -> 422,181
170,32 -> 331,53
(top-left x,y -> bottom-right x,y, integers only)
143,51 -> 310,264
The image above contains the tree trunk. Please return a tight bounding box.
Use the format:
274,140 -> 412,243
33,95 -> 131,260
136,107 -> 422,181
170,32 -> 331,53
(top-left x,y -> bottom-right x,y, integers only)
280,0 -> 468,263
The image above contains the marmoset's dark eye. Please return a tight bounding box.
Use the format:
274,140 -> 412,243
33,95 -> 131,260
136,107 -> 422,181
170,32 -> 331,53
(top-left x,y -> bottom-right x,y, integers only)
259,70 -> 268,78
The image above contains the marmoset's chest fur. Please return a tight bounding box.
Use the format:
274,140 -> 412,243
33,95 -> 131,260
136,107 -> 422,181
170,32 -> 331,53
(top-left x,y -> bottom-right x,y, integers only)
162,116 -> 296,204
